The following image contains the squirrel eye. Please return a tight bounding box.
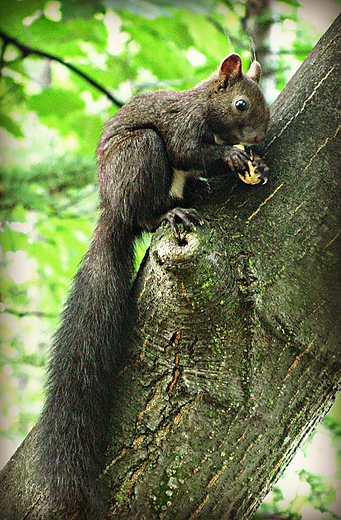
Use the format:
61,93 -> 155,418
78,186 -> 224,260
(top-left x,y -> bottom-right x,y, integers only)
235,99 -> 248,111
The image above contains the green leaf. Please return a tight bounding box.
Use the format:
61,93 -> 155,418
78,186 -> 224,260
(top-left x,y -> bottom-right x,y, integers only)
0,0 -> 46,31
69,113 -> 104,156
27,87 -> 85,118
104,0 -> 171,19
60,0 -> 105,20
177,10 -> 231,60
104,0 -> 215,19
121,8 -> 194,50
122,16 -> 192,81
28,16 -> 108,55
0,112 -> 24,137
278,0 -> 300,6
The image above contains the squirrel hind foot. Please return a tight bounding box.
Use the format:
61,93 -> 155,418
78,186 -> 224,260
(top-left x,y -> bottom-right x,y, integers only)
164,207 -> 203,244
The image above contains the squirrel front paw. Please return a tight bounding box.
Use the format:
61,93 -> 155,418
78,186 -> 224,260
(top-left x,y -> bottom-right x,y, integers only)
223,145 -> 250,172
234,145 -> 269,185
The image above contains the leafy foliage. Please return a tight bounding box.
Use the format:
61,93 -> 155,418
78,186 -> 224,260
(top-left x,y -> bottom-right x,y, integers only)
0,0 -> 340,516
0,0 -> 325,146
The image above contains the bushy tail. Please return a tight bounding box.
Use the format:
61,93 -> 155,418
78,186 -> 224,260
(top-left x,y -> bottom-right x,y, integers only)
35,209 -> 134,518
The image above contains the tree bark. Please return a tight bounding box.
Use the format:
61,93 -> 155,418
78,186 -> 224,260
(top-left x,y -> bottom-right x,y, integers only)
1,13 -> 340,520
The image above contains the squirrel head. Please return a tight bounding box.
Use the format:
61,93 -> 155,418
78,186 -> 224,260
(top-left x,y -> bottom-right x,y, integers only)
209,53 -> 270,146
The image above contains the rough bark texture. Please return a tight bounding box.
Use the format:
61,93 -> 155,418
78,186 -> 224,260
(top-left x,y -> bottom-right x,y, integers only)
1,14 -> 340,520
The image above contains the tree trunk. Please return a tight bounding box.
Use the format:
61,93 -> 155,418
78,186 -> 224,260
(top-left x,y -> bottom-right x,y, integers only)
1,14 -> 340,520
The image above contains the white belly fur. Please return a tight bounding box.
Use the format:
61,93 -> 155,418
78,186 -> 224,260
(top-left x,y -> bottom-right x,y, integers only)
170,169 -> 194,199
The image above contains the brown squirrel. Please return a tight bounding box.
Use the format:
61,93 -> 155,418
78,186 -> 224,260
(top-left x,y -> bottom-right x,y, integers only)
35,53 -> 270,518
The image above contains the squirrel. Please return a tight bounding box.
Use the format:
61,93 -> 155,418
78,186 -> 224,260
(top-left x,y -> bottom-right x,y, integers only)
34,53 -> 270,518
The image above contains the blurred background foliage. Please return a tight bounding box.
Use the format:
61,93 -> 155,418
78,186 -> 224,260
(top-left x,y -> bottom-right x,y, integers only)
0,0 -> 340,518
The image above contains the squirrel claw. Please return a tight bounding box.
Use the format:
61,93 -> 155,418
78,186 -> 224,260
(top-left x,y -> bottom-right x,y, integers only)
165,207 -> 203,241
254,161 -> 269,185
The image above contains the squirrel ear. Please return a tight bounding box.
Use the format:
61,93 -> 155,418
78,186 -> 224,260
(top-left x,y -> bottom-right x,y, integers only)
217,53 -> 243,87
247,61 -> 262,83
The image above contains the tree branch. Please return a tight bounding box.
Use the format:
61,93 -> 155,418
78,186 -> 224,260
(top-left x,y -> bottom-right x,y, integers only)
0,30 -> 124,108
